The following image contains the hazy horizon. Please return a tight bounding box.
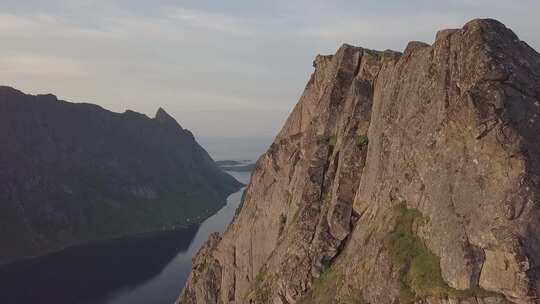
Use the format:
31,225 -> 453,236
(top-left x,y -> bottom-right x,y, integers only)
1,1 -> 539,137
197,135 -> 273,161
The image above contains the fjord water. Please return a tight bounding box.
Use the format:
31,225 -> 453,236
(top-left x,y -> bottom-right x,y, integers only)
0,171 -> 251,304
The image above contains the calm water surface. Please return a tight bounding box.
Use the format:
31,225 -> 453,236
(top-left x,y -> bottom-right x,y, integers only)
0,171 -> 251,304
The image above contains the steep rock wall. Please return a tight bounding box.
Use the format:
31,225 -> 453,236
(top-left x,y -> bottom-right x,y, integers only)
179,19 -> 540,304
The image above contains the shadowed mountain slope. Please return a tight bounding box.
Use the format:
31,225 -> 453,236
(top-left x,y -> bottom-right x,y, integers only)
0,87 -> 242,263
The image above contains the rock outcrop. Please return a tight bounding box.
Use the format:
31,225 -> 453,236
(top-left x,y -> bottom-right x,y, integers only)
178,19 -> 540,304
0,87 -> 242,264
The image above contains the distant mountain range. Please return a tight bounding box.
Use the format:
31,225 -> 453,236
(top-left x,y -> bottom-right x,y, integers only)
0,86 -> 242,264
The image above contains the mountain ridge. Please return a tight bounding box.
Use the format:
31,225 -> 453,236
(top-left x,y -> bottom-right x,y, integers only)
178,18 -> 540,304
0,86 -> 242,264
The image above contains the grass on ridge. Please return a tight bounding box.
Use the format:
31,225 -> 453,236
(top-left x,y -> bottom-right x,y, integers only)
385,203 -> 499,303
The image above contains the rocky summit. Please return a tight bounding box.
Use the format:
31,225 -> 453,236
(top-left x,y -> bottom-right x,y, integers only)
178,19 -> 540,304
0,87 -> 242,264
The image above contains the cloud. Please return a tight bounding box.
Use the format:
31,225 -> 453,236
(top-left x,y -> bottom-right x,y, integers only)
293,12 -> 467,51
0,54 -> 88,76
287,2 -> 540,52
165,7 -> 255,36
0,13 -> 80,39
0,1 -> 538,137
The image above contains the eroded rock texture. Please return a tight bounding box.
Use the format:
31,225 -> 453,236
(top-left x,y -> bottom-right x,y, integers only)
178,19 -> 540,304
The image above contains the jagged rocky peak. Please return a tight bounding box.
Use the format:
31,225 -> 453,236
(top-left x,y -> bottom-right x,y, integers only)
155,106 -> 169,118
155,107 -> 182,127
178,18 -> 540,304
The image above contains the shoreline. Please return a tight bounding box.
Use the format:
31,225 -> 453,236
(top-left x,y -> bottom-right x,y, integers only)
0,183 -> 245,267
0,224 -> 201,268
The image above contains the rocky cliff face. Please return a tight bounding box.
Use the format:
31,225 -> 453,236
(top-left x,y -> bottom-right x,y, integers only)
178,19 -> 540,304
0,87 -> 242,264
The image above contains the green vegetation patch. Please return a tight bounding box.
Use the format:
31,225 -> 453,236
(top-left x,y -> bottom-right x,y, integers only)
343,294 -> 370,304
329,135 -> 338,147
296,265 -> 369,304
355,133 -> 369,148
297,266 -> 343,304
278,214 -> 287,237
255,264 -> 268,287
253,263 -> 275,303
386,203 -> 498,303
235,190 -> 248,218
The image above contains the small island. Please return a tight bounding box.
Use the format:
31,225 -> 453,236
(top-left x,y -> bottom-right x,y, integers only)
216,160 -> 257,172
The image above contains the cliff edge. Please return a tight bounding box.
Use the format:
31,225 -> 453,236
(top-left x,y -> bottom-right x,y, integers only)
178,19 -> 540,304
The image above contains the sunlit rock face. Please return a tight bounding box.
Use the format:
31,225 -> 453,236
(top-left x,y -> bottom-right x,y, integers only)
0,87 -> 242,264
178,19 -> 540,304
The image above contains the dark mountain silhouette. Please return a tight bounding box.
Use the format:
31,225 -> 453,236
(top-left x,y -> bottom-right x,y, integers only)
0,86 -> 242,263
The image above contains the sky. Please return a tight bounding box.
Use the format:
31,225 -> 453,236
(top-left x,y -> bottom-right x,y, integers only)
0,1 -> 539,138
